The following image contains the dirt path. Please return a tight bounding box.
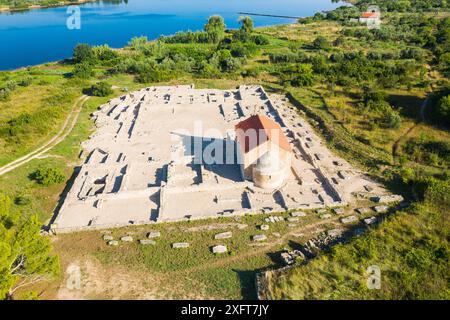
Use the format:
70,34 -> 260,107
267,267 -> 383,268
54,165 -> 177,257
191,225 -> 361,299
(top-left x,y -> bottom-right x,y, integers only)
392,97 -> 429,158
0,95 -> 89,176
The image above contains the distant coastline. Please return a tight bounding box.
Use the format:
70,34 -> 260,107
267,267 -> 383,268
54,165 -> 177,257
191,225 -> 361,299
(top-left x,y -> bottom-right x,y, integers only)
0,0 -> 96,13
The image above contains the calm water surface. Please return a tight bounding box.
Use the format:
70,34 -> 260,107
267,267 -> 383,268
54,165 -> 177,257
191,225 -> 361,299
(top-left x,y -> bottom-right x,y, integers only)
0,0 -> 343,70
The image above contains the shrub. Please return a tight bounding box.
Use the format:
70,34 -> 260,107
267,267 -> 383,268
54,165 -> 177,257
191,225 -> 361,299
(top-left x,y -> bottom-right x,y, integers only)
0,88 -> 11,102
32,167 -> 65,186
14,194 -> 31,206
252,34 -> 270,45
128,36 -> 149,50
72,62 -> 94,79
290,64 -> 315,87
85,81 -> 113,97
312,36 -> 331,50
383,109 -> 402,129
92,45 -> 118,61
18,76 -> 32,87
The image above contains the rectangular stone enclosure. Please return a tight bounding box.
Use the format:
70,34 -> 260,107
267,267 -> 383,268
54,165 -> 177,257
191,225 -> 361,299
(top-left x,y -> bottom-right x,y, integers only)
51,85 -> 390,233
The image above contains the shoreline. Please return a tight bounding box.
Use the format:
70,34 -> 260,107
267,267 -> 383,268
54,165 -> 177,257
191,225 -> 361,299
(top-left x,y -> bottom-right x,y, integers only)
1,22 -> 297,72
0,0 -> 347,70
0,0 -> 96,13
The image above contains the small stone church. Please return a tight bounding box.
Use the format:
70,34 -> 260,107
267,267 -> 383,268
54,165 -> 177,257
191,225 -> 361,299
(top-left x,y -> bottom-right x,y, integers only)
235,114 -> 292,189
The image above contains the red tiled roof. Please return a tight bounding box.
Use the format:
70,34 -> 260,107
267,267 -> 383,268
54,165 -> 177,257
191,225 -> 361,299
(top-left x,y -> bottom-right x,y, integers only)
361,12 -> 379,18
235,115 -> 292,153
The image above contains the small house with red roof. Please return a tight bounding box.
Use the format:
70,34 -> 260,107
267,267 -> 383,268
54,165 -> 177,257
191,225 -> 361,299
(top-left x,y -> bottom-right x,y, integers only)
359,10 -> 381,24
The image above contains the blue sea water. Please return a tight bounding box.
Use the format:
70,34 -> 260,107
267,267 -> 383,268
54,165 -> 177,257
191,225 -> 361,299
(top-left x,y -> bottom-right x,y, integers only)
0,0 -> 343,70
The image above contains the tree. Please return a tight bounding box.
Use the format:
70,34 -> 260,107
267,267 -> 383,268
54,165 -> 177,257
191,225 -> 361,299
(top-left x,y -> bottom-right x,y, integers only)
204,15 -> 226,43
436,94 -> 450,125
73,43 -> 94,63
0,193 -> 59,299
238,16 -> 254,33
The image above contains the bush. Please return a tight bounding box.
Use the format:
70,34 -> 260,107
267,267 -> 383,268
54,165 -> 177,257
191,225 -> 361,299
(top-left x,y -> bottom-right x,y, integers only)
290,64 -> 315,87
92,45 -> 118,61
0,88 -> 11,102
312,36 -> 331,50
252,34 -> 270,45
32,167 -> 65,186
85,82 -> 113,97
72,62 -> 94,79
18,76 -> 32,87
128,36 -> 149,50
383,109 -> 402,129
14,194 -> 31,206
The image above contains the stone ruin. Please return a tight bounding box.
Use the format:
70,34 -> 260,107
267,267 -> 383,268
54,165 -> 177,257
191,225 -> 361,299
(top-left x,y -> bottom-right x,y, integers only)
49,84 -> 397,233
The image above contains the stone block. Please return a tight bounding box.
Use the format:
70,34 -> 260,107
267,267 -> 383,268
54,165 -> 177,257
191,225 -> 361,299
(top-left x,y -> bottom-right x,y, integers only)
120,236 -> 133,242
139,239 -> 156,245
252,235 -> 267,242
212,245 -> 227,254
373,205 -> 388,213
214,231 -> 232,240
147,231 -> 161,239
340,215 -> 358,224
291,211 -> 306,217
364,216 -> 377,225
172,242 -> 189,249
355,207 -> 370,214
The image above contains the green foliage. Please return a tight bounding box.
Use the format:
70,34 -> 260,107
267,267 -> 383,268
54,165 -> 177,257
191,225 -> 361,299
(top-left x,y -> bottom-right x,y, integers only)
73,43 -> 95,64
383,109 -> 402,129
238,16 -> 254,33
135,60 -> 173,83
0,193 -> 59,299
92,45 -> 118,62
31,166 -> 65,186
85,81 -> 113,97
312,36 -> 331,50
0,88 -> 11,102
404,135 -> 450,167
252,34 -> 270,45
18,76 -> 32,87
210,49 -> 241,73
72,62 -> 94,79
204,15 -> 226,43
290,64 -> 315,87
436,94 -> 450,125
128,36 -> 149,51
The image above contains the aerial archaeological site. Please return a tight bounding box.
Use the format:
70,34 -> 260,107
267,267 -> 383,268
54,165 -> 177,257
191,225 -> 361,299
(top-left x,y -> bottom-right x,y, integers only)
53,84 -> 396,232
